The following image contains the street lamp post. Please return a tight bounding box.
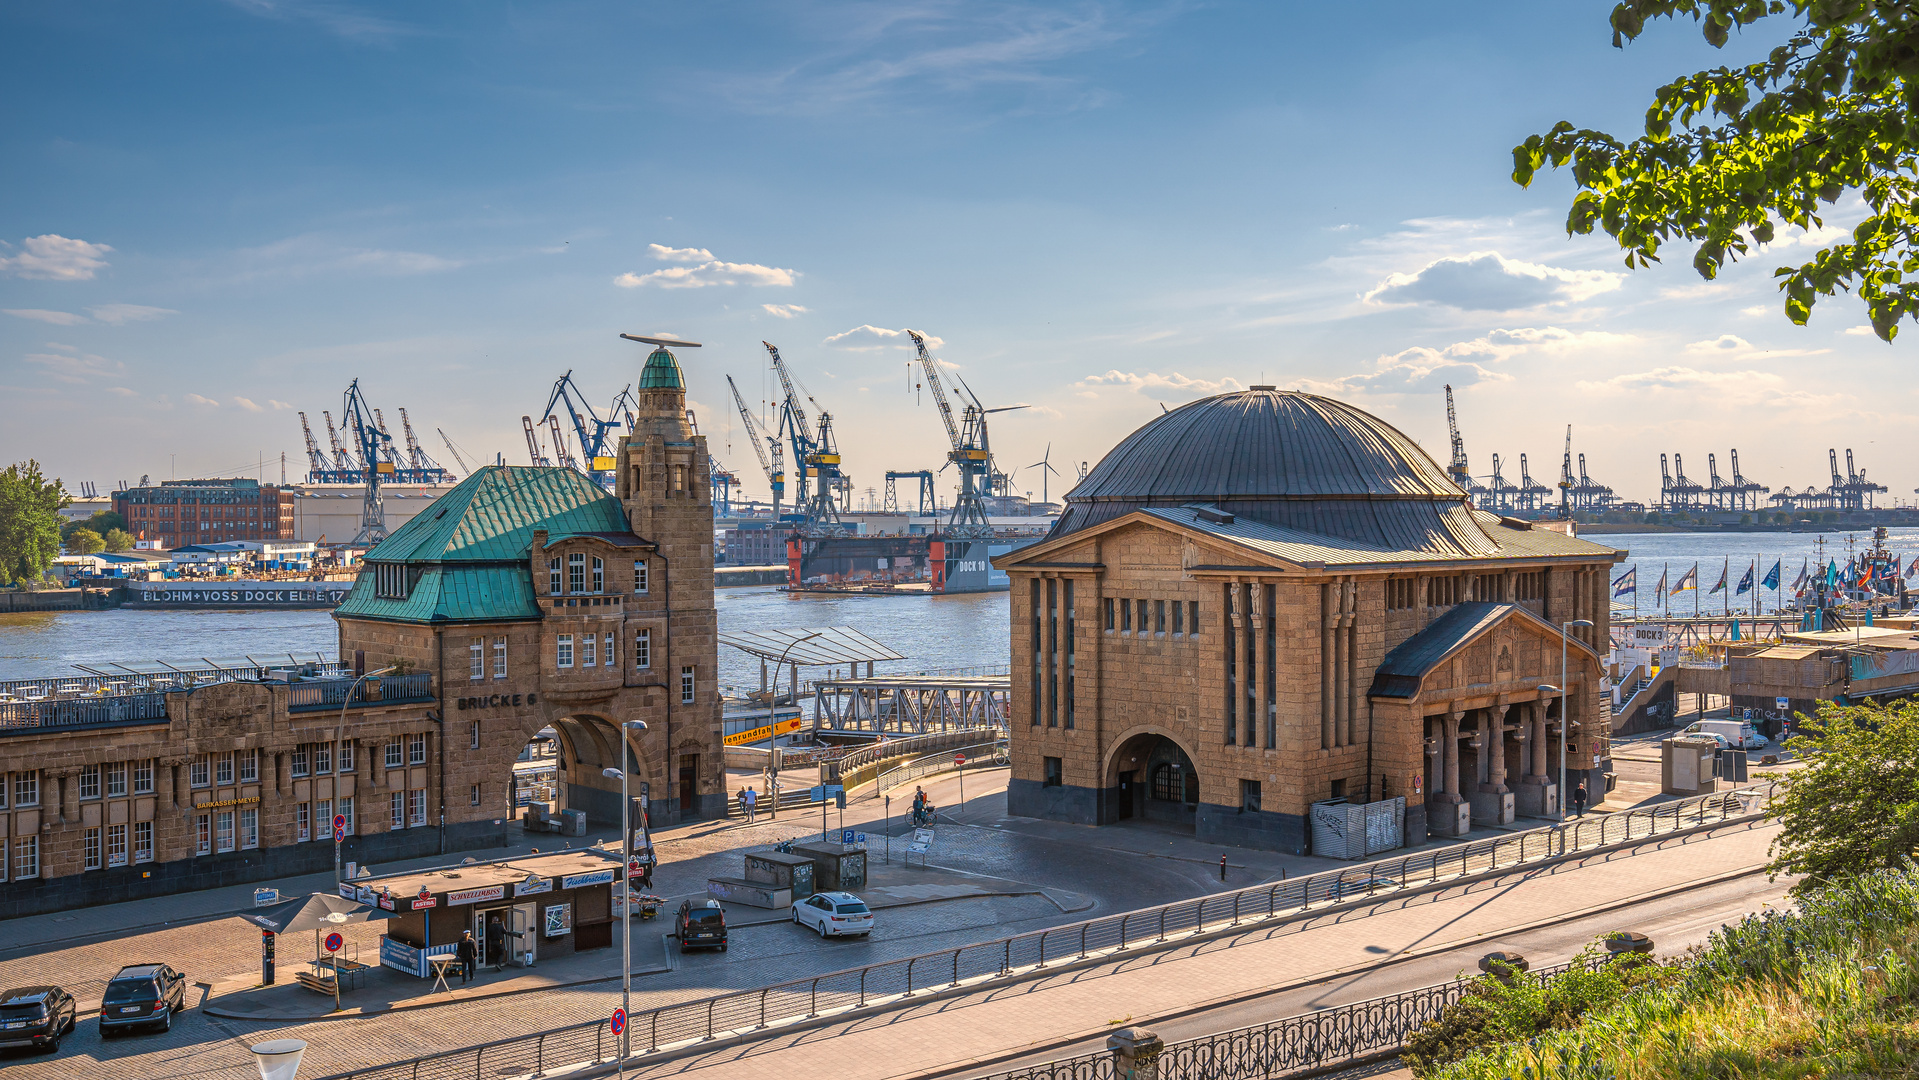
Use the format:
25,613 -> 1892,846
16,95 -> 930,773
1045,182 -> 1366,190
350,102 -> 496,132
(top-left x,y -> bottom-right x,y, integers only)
335,666 -> 394,890
602,719 -> 647,1080
1559,620 -> 1594,820
765,633 -> 822,821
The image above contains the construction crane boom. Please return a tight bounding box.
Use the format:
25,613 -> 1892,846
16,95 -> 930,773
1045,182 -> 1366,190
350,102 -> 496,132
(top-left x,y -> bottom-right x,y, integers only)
437,428 -> 473,474
547,415 -> 578,470
398,408 -> 429,472
522,416 -> 549,467
298,412 -> 330,479
341,379 -> 395,544
1558,426 -> 1574,518
727,374 -> 784,518
322,411 -> 357,471
764,341 -> 810,438
907,331 -> 964,453
540,370 -> 622,486
1443,384 -> 1471,489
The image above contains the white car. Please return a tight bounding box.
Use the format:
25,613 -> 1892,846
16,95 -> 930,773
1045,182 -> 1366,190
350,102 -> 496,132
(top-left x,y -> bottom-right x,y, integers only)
791,891 -> 874,937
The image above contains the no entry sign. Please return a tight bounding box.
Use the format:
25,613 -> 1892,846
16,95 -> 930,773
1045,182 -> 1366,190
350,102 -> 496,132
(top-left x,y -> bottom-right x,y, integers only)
953,753 -> 966,766
610,1007 -> 628,1036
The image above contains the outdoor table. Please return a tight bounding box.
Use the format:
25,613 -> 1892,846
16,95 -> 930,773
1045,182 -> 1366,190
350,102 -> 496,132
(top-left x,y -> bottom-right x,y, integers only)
428,954 -> 460,994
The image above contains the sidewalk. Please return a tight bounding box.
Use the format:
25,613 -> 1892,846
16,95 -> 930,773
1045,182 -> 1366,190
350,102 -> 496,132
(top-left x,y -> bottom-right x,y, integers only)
617,821 -> 1782,1080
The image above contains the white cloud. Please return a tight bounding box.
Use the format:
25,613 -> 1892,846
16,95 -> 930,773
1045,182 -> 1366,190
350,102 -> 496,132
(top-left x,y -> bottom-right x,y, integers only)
1684,333 -> 1829,358
106,386 -> 137,397
269,399 -> 293,410
24,347 -> 122,384
184,393 -> 220,407
1364,251 -> 1624,310
615,244 -> 796,289
1307,326 -> 1630,395
1077,370 -> 1244,401
232,397 -> 264,412
1741,305 -> 1771,316
1572,366 -> 1852,414
0,235 -> 113,281
762,304 -> 809,319
224,0 -> 417,44
88,303 -> 178,324
1845,325 -> 1877,336
822,325 -> 942,351
4,309 -> 86,325
229,235 -> 463,279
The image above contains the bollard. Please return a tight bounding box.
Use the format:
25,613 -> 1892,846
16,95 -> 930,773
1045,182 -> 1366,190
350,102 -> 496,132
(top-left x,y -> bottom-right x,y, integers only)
1107,1026 -> 1165,1080
1219,854 -> 1227,881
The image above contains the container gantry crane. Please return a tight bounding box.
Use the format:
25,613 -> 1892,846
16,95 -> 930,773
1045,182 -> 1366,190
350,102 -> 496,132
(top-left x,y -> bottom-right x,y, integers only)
764,341 -> 846,534
726,374 -> 784,520
341,379 -> 395,544
906,330 -> 1027,536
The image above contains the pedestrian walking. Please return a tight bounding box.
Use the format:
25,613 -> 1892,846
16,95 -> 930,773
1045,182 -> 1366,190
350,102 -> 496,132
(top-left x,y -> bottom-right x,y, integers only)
911,787 -> 927,827
486,913 -> 508,970
1571,781 -> 1589,818
742,785 -> 758,823
456,930 -> 479,985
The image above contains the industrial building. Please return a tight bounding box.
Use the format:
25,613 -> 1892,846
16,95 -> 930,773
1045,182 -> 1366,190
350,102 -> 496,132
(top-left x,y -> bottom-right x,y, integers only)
997,388 -> 1623,855
113,478 -> 297,548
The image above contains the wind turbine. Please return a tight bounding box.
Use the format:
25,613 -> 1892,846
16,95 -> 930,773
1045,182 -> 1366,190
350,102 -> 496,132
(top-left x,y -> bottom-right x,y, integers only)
1028,443 -> 1061,505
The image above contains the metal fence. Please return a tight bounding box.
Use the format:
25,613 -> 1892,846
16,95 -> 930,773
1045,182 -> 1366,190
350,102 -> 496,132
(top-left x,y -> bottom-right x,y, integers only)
286,672 -> 436,712
0,693 -> 170,735
322,781 -> 1773,1080
0,659 -> 346,702
875,740 -> 1007,796
979,958 -> 1602,1080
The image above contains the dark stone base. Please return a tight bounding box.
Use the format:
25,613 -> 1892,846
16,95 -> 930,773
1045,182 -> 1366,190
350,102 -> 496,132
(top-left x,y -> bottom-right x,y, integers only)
0,817 -> 505,921
1402,800 -> 1429,847
1195,803 -> 1308,854
1007,777 -> 1099,825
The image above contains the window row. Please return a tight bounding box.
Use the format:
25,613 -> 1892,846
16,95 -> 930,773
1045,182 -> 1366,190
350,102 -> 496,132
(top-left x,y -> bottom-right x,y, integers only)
382,734 -> 431,769
188,750 -> 264,789
191,807 -> 264,857
63,759 -> 160,802
1103,597 -> 1201,637
468,636 -> 509,681
546,555 -> 650,596
64,823 -> 157,874
291,797 -> 355,845
286,742 -> 354,781
390,789 -> 430,829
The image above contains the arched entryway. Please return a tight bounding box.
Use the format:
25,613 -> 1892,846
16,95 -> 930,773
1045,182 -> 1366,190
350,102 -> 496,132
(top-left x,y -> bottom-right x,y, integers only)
525,713 -> 651,830
1104,730 -> 1201,830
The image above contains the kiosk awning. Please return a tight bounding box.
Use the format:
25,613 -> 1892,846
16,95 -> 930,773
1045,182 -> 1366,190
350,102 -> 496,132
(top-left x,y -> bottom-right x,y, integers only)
719,626 -> 905,667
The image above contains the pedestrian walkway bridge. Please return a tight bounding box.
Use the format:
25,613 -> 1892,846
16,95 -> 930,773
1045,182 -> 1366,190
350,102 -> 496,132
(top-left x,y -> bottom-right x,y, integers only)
811,673 -> 1010,734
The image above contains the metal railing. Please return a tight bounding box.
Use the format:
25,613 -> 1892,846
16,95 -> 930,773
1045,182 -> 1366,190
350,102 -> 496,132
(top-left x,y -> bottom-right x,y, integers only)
0,693 -> 170,736
839,727 -> 1004,780
875,741 -> 1006,796
286,672 -> 436,712
0,660 -> 345,702
321,781 -> 1774,1080
980,957 -> 1603,1080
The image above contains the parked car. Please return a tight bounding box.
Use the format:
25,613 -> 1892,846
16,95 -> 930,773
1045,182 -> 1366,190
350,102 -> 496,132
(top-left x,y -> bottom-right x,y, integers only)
1685,719 -> 1768,750
98,964 -> 187,1035
0,987 -> 75,1053
676,899 -> 728,953
791,891 -> 875,937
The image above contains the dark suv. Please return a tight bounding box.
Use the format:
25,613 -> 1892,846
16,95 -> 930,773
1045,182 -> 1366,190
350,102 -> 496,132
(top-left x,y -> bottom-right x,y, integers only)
99,964 -> 187,1035
0,986 -> 76,1053
676,899 -> 728,953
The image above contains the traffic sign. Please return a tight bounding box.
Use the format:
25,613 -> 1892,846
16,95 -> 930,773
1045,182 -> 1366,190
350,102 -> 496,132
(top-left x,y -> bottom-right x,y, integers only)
333,813 -> 347,841
841,829 -> 855,844
610,1007 -> 628,1037
324,932 -> 343,953
954,753 -> 966,766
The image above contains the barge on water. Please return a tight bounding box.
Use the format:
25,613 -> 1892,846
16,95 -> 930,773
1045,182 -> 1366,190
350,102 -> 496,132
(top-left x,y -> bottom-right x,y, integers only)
123,580 -> 355,609
783,534 -> 1039,594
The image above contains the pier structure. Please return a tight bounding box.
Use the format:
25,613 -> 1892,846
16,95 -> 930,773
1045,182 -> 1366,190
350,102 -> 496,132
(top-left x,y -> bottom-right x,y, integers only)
810,672 -> 1011,735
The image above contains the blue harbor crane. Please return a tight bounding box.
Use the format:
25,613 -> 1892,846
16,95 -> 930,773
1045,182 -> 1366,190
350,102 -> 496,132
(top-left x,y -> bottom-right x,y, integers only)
727,374 -> 785,520
541,370 -> 624,489
341,378 -> 395,544
764,340 -> 847,535
907,330 -> 1027,536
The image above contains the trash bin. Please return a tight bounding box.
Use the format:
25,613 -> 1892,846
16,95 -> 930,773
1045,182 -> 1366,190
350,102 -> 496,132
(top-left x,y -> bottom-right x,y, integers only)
559,808 -> 588,836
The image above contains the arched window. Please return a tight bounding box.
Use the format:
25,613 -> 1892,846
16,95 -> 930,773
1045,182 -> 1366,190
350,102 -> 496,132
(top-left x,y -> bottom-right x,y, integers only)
1151,763 -> 1182,802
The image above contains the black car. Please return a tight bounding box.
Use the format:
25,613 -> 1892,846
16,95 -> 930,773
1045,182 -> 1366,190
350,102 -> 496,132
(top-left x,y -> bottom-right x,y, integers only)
676,899 -> 728,953
99,964 -> 187,1035
0,986 -> 76,1053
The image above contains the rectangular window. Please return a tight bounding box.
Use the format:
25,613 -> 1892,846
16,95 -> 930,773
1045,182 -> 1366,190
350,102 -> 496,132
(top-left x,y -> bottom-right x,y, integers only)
1104,597 -> 1115,631
1043,756 -> 1063,787
470,720 -> 481,749
216,753 -> 233,787
1065,580 -> 1076,730
296,803 -> 311,843
583,634 -> 596,668
316,799 -> 332,842
84,827 -> 102,870
681,666 -> 696,704
634,560 -> 649,594
217,811 -> 235,853
592,556 -> 604,593
1189,600 -> 1201,635
240,808 -> 258,850
493,637 -> 507,679
239,750 -> 258,784
391,791 -> 405,829
385,740 -> 403,769
568,553 -> 585,594
557,634 -> 574,669
604,632 -> 614,669
313,742 -> 332,775
338,742 -> 354,774
0,773 -> 7,808
374,562 -> 409,599
1173,599 -> 1185,635
634,629 -> 651,670
1045,578 -> 1057,728
470,639 -> 484,681
340,797 -> 354,834
133,822 -> 152,863
15,772 -> 36,807
470,784 -> 482,806
291,745 -> 309,778
409,734 -> 427,765
409,789 -> 427,827
1155,599 -> 1166,635
1121,596 -> 1132,632
107,823 -> 127,867
1029,579 -> 1042,727
15,836 -> 38,880
80,765 -> 100,800
106,762 -> 126,798
1137,599 -> 1150,634
548,556 -> 562,595
190,755 -> 210,788
1223,584 -> 1237,746
195,814 -> 212,856
1241,778 -> 1262,813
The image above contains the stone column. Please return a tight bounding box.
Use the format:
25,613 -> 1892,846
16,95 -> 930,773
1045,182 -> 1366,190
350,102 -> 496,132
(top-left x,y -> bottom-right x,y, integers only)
1472,705 -> 1516,826
1432,709 -> 1470,836
1251,586 -> 1271,748
1320,583 -> 1336,750
1239,582 -> 1256,747
1107,1027 -> 1164,1080
1485,705 -> 1511,794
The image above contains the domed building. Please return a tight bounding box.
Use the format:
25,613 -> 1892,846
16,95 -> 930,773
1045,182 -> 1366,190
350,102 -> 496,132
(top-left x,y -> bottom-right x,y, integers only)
994,388 -> 1623,853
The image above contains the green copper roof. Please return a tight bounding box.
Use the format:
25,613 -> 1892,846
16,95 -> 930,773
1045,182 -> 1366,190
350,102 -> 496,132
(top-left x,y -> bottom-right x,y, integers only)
364,465 -> 627,564
335,565 -> 541,624
639,346 -> 684,389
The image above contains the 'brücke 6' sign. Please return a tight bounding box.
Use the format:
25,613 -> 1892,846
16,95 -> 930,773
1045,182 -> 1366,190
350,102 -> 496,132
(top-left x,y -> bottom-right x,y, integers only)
457,692 -> 539,711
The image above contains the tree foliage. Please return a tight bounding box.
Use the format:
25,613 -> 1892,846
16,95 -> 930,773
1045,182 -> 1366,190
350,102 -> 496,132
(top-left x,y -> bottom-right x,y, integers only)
1767,699 -> 1919,890
1513,1 -> 1919,339
102,527 -> 134,552
60,509 -> 124,544
66,528 -> 105,555
0,460 -> 70,586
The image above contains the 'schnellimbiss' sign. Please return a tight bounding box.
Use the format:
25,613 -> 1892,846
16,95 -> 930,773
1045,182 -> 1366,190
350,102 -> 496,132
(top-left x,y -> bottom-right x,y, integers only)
447,885 -> 507,906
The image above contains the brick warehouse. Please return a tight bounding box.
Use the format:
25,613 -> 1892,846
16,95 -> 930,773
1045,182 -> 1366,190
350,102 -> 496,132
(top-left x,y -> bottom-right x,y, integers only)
995,388 -> 1622,854
0,340 -> 724,918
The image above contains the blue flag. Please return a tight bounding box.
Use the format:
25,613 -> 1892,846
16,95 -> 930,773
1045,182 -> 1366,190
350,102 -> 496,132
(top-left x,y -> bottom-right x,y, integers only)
1762,560 -> 1781,590
1735,562 -> 1755,595
1611,567 -> 1636,597
1827,560 -> 1839,589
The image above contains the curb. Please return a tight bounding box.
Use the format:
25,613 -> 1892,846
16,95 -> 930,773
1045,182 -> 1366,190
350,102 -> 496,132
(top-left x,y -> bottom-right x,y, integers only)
553,816 -> 1775,1079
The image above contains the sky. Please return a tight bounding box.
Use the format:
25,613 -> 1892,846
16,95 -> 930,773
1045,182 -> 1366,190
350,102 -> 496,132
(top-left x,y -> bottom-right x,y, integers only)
0,1 -> 1906,509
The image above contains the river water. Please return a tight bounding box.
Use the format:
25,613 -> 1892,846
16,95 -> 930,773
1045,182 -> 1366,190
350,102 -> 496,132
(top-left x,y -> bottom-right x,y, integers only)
1590,527 -> 1919,618
0,586 -> 1011,686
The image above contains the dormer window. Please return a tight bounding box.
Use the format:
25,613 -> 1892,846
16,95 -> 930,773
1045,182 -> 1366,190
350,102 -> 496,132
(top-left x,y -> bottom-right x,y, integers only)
374,563 -> 409,599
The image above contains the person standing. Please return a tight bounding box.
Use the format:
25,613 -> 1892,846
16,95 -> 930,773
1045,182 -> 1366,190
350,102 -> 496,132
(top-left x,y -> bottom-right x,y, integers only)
742,785 -> 758,824
456,930 -> 480,985
486,913 -> 508,970
1570,781 -> 1589,818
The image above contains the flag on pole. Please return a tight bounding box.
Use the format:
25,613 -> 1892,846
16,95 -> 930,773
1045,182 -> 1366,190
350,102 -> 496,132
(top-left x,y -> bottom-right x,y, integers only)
1794,559 -> 1809,589
1827,560 -> 1839,589
1907,557 -> 1919,581
1672,564 -> 1699,594
1709,559 -> 1729,595
1611,567 -> 1636,597
1657,566 -> 1669,595
1736,562 -> 1755,595
1762,560 -> 1781,590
